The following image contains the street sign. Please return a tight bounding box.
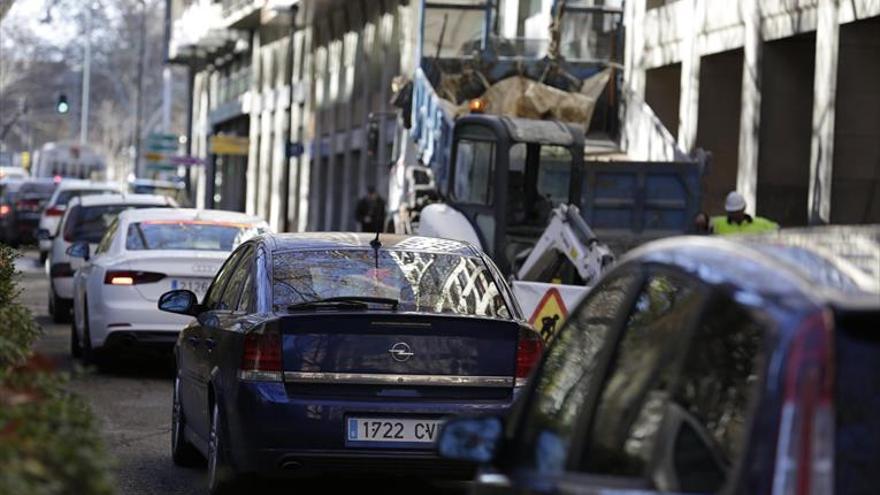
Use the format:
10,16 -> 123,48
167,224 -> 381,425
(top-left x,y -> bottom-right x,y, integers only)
146,133 -> 180,152
169,155 -> 206,166
527,288 -> 568,341
209,135 -> 249,156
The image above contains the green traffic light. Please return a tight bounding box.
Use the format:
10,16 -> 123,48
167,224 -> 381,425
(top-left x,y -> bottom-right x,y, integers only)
56,94 -> 69,114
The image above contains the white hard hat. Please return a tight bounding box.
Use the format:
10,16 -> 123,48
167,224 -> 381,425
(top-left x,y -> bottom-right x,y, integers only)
725,191 -> 747,212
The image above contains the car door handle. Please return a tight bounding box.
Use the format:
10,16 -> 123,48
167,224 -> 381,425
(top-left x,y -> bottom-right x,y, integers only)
186,336 -> 201,346
204,338 -> 217,351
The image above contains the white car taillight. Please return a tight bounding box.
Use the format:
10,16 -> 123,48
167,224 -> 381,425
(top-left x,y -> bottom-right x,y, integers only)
772,310 -> 834,495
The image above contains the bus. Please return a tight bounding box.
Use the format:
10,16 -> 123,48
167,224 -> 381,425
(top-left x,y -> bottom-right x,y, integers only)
32,142 -> 107,180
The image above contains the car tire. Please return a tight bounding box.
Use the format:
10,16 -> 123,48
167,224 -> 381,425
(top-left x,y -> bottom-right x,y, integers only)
52,292 -> 71,324
80,304 -> 101,367
70,320 -> 82,359
207,401 -> 242,495
171,375 -> 202,467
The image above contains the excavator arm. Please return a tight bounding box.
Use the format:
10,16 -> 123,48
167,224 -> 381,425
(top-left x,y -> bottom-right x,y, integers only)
515,204 -> 615,286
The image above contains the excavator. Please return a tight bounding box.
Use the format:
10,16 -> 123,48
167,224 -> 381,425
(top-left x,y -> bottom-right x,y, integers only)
388,0 -> 705,339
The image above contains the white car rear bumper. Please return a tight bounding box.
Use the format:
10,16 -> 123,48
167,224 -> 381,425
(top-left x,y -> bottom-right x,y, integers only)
88,287 -> 194,350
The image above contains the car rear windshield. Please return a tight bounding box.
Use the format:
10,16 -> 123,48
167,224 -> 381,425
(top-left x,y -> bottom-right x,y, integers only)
835,310 -> 880,494
63,204 -> 168,243
56,188 -> 117,206
272,249 -> 512,318
19,181 -> 56,195
125,221 -> 261,251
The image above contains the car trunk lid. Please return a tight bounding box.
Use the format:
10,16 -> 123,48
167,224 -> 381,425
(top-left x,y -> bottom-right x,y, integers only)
279,312 -> 521,397
120,250 -> 226,302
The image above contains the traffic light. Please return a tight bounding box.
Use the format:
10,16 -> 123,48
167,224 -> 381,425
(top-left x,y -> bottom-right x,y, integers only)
56,94 -> 69,114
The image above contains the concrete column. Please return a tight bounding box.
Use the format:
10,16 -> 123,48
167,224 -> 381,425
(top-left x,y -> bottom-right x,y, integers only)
246,31 -> 261,216
297,25 -> 314,232
677,0 -> 704,153
623,0 -> 646,98
807,0 -> 840,225
736,0 -> 762,215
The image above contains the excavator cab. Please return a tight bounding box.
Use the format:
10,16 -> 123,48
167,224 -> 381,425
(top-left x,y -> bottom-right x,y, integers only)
446,114 -> 585,274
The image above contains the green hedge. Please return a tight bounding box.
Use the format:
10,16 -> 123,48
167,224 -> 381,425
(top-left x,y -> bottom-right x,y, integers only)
0,246 -> 115,495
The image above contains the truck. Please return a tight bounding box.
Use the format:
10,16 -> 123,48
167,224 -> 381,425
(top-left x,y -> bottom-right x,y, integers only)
388,0 -> 705,338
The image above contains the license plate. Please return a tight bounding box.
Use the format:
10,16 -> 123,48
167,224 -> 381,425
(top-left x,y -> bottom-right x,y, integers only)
346,417 -> 444,446
170,278 -> 211,298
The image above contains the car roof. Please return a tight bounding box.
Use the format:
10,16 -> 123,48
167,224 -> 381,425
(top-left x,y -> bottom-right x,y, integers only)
623,225 -> 880,310
71,193 -> 173,207
117,207 -> 266,225
54,180 -> 122,192
261,232 -> 481,256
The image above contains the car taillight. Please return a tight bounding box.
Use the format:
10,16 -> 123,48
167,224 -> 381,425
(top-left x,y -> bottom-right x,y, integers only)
515,327 -> 544,386
45,206 -> 64,217
239,330 -> 282,382
50,262 -> 74,278
772,310 -> 834,495
0,205 -> 9,216
104,270 -> 166,285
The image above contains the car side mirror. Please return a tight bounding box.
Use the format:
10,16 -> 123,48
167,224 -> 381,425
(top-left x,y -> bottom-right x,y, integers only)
66,241 -> 90,261
437,415 -> 503,464
158,290 -> 202,317
36,229 -> 53,241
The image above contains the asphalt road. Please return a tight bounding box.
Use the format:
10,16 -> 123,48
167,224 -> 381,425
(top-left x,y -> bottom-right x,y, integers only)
16,249 -> 467,495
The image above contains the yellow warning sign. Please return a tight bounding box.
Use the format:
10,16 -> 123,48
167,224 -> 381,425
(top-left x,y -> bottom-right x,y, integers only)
528,288 -> 569,342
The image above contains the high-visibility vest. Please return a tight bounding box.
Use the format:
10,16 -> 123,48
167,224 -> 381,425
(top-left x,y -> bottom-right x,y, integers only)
711,215 -> 779,235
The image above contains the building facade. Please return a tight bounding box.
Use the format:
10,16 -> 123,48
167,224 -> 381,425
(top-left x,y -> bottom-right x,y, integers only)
627,0 -> 880,225
171,0 -> 880,232
170,0 -> 419,233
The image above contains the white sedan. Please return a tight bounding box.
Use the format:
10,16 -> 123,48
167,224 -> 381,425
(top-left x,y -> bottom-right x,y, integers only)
69,208 -> 269,364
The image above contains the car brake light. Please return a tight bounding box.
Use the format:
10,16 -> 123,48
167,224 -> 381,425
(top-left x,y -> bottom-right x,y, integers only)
0,205 -> 9,216
45,206 -> 64,217
772,310 -> 834,495
104,270 -> 166,285
515,327 -> 544,386
239,330 -> 282,382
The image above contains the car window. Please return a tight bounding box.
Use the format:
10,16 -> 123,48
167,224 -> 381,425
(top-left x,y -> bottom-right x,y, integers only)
238,271 -> 255,313
63,203 -> 171,243
95,218 -> 119,255
580,272 -> 705,480
203,248 -> 247,310
125,221 -> 261,251
834,310 -> 880,495
272,249 -> 512,318
664,294 -> 765,493
513,271 -> 638,474
219,247 -> 253,311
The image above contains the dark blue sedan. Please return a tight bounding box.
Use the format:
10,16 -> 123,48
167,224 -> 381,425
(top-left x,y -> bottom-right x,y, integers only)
158,233 -> 542,493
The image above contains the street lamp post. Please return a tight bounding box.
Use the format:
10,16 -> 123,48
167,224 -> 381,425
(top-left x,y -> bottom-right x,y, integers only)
133,0 -> 147,178
80,3 -> 92,145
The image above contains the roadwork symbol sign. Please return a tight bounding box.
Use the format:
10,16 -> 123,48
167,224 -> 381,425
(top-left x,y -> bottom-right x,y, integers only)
528,288 -> 569,342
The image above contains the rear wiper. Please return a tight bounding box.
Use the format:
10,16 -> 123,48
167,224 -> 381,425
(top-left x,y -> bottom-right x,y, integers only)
286,296 -> 399,312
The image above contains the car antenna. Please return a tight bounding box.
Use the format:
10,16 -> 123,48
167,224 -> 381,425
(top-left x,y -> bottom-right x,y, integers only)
369,231 -> 382,269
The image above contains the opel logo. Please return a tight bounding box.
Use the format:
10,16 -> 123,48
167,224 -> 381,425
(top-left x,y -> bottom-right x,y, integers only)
388,342 -> 414,362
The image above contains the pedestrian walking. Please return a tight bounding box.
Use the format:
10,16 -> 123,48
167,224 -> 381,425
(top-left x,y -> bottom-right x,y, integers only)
355,186 -> 386,233
711,191 -> 779,235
